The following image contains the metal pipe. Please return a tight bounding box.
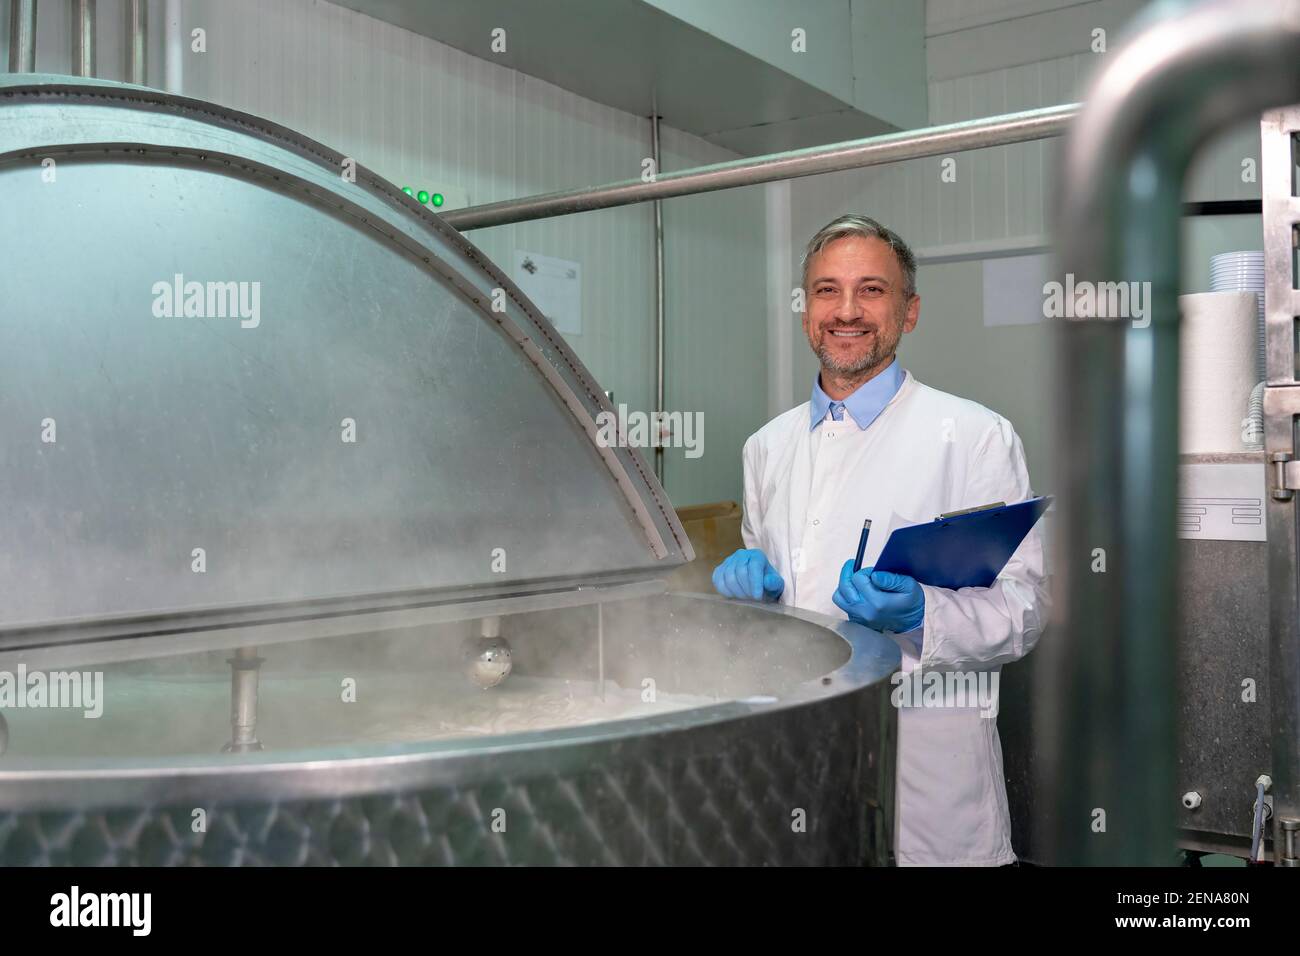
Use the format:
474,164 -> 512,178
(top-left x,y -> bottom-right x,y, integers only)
7,0 -> 36,73
71,0 -> 96,79
222,646 -> 264,753
1044,0 -> 1300,866
1250,776 -> 1269,864
443,103 -> 1079,231
163,0 -> 182,93
126,0 -> 147,86
651,113 -> 666,486
596,602 -> 605,702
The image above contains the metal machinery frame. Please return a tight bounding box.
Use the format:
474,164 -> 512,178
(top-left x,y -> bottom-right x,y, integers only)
1261,106 -> 1300,866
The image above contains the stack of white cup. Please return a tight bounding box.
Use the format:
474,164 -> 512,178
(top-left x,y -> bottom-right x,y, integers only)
1210,251 -> 1266,380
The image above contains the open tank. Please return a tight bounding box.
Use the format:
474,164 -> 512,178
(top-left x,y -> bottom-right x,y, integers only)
0,75 -> 900,866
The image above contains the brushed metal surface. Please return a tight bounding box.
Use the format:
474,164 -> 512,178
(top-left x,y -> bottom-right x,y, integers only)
1176,538 -> 1272,842
0,594 -> 901,866
0,75 -> 691,639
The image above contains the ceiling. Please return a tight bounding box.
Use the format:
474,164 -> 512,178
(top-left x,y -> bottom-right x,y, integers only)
333,0 -> 902,156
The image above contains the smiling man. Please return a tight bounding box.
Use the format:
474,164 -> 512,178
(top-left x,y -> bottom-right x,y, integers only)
712,215 -> 1050,866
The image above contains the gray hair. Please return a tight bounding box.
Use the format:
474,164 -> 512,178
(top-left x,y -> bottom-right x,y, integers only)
800,215 -> 917,299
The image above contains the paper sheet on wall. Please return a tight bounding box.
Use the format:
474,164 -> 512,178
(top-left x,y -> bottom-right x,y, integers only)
513,251 -> 581,335
1176,463 -> 1266,542
982,253 -> 1050,327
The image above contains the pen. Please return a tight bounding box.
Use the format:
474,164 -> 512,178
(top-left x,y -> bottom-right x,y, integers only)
853,518 -> 872,574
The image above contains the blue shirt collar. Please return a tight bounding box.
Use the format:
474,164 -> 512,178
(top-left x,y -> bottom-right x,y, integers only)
809,359 -> 904,431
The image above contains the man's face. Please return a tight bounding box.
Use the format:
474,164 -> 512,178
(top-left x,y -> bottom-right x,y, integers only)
802,235 -> 919,376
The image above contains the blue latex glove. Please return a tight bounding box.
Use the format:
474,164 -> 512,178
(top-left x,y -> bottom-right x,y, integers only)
832,559 -> 925,633
712,548 -> 785,602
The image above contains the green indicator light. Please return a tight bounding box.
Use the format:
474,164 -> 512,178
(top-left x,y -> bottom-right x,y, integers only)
402,186 -> 413,196
417,190 -> 430,204
432,193 -> 444,207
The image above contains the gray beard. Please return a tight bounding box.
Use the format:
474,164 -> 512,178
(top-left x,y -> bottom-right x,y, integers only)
817,339 -> 892,376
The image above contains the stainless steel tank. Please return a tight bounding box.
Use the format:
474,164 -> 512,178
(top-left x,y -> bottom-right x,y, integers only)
0,76 -> 900,866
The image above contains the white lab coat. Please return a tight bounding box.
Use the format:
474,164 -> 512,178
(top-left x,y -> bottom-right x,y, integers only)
740,369 -> 1049,866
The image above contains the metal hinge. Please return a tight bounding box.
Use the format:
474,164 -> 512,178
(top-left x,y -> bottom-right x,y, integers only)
1270,452 -> 1300,500
1281,818 -> 1300,867
1263,385 -> 1300,499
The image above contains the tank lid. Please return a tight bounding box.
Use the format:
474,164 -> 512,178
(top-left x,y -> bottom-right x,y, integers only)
0,77 -> 692,639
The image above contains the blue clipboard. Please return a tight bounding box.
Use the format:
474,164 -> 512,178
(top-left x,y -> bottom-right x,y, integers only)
872,496 -> 1051,590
